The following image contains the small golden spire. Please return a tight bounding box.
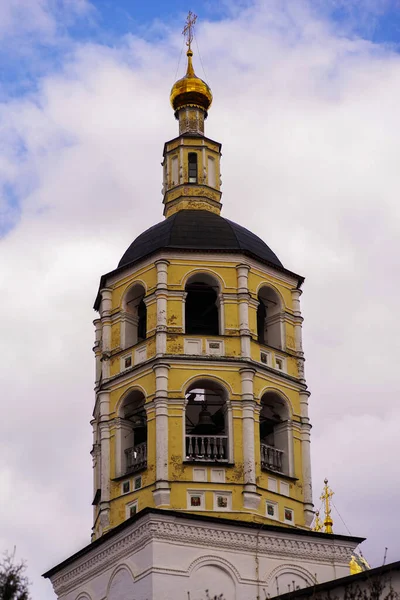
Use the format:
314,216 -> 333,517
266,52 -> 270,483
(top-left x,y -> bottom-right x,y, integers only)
320,478 -> 334,534
312,510 -> 323,532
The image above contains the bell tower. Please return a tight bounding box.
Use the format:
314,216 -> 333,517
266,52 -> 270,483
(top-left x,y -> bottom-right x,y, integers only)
45,16 -> 366,599
90,13 -> 313,541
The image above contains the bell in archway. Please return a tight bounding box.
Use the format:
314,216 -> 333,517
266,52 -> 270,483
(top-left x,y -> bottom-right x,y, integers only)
192,404 -> 218,435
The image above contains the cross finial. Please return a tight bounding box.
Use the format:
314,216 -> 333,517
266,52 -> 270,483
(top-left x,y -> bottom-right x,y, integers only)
320,478 -> 334,534
182,11 -> 197,50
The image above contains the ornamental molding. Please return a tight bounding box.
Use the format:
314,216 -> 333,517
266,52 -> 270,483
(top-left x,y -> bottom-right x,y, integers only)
51,514 -> 358,596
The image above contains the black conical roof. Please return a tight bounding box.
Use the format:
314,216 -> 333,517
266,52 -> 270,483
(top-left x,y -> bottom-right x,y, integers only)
118,210 -> 283,269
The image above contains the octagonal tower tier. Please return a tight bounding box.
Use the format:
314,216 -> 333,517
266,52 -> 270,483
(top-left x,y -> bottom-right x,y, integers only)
91,45 -> 312,541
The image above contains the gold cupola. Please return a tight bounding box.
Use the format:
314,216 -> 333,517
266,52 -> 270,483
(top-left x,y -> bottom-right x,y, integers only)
170,47 -> 213,115
169,12 -> 212,138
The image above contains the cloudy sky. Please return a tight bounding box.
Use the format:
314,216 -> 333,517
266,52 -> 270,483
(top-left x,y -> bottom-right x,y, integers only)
1,0 -> 400,597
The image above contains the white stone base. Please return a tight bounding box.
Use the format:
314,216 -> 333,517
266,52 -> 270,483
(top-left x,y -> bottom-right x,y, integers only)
242,490 -> 261,510
44,509 -> 364,600
153,485 -> 171,507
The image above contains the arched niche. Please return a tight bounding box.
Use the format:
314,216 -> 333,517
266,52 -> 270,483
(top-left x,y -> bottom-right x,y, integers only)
184,378 -> 231,463
266,564 -> 314,596
189,564 -> 236,600
185,272 -> 221,336
121,282 -> 147,349
115,389 -> 147,477
257,285 -> 284,349
107,566 -> 135,600
259,391 -> 292,476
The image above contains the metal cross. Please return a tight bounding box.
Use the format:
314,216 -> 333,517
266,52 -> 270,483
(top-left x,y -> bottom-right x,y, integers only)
182,11 -> 197,49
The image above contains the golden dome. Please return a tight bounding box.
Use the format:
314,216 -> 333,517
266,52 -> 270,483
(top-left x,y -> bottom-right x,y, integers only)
170,49 -> 212,113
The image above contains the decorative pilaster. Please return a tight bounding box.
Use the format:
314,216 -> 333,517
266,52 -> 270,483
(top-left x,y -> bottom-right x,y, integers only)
93,319 -> 102,385
240,368 -> 261,510
292,288 -> 305,383
236,264 -> 251,358
98,388 -> 111,533
300,390 -> 313,526
152,363 -> 171,507
155,260 -> 169,356
100,288 -> 112,380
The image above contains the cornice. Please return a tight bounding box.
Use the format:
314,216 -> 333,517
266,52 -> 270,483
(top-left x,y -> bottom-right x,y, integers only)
47,512 -> 361,596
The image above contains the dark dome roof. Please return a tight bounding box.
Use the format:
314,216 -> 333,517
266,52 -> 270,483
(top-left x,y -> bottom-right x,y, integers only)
118,210 -> 283,269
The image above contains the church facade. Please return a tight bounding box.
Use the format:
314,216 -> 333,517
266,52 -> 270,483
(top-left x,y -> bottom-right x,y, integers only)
44,17 -> 363,600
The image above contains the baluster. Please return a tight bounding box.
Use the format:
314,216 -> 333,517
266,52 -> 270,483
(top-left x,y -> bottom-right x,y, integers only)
212,437 -> 217,459
200,437 -> 206,456
277,450 -> 282,472
205,437 -> 211,459
187,436 -> 193,457
218,437 -> 223,459
194,436 -> 200,457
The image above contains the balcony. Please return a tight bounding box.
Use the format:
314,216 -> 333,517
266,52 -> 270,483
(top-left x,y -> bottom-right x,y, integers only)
125,442 -> 147,474
260,443 -> 284,474
185,435 -> 228,462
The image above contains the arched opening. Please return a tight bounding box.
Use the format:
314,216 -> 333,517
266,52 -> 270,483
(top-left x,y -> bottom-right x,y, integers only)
257,286 -> 283,349
185,274 -> 220,336
185,379 -> 229,462
188,152 -> 198,183
118,390 -> 147,475
259,392 -> 291,475
122,283 -> 147,348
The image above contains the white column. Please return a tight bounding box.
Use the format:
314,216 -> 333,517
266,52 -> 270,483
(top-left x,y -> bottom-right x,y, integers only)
300,390 -> 314,526
182,291 -> 188,333
218,293 -> 225,335
152,363 -> 171,507
93,319 -> 102,385
236,264 -> 251,358
155,260 -> 169,356
100,288 -> 112,380
292,288 -> 305,382
98,389 -> 110,533
240,368 -> 261,510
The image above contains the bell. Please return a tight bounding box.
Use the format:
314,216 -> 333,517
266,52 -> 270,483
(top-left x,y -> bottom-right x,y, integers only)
192,405 -> 217,434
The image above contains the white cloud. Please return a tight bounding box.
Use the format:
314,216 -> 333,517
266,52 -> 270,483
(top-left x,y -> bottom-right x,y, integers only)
0,0 -> 92,40
1,2 -> 400,598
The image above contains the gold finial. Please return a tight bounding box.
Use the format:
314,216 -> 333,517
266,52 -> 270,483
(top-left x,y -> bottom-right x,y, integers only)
182,11 -> 197,51
312,510 -> 323,532
320,478 -> 334,534
350,553 -> 371,575
170,12 -> 212,114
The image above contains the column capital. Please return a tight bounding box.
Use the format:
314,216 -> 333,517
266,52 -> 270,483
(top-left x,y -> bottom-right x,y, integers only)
242,399 -> 258,412
239,367 -> 256,377
236,263 -> 250,273
155,259 -> 170,267
152,362 -> 171,373
291,288 -> 303,298
100,287 -> 113,298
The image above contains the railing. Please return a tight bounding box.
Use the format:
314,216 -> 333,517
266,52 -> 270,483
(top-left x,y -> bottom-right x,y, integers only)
260,443 -> 284,473
125,442 -> 147,473
185,435 -> 228,462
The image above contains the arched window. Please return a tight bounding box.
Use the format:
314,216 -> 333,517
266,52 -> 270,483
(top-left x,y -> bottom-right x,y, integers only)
122,283 -> 147,348
118,390 -> 147,475
185,274 -> 220,335
188,152 -> 198,183
185,380 -> 229,462
259,392 -> 291,476
257,286 -> 283,349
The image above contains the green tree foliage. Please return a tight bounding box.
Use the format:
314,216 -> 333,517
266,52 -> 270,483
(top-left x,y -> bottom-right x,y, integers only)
0,550 -> 30,600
